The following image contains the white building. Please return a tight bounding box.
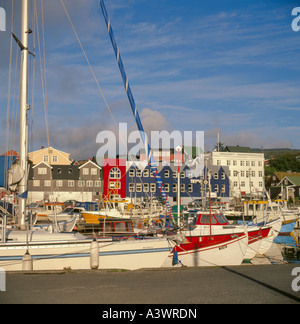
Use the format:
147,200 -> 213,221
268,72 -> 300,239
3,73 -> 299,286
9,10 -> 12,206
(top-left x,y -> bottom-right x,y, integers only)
205,146 -> 265,198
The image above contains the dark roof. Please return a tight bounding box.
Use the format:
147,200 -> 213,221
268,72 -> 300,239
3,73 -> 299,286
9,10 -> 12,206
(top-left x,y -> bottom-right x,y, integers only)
52,165 -> 79,180
225,146 -> 252,153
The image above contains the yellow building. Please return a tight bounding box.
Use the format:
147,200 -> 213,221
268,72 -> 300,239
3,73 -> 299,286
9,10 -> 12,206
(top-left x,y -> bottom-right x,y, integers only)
28,146 -> 71,165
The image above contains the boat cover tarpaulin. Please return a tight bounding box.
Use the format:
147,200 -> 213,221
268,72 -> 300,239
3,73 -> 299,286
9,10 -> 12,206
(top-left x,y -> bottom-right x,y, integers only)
0,156 -> 16,188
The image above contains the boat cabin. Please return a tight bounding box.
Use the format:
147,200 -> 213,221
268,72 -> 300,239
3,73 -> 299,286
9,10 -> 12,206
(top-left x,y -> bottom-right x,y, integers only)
77,218 -> 134,237
187,210 -> 230,226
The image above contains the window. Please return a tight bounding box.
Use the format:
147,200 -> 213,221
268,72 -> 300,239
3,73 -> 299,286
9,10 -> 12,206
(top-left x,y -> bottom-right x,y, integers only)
227,160 -> 230,166
214,172 -> 218,180
109,181 -> 120,189
240,161 -> 244,166
164,183 -> 169,192
259,171 -> 263,177
233,181 -> 238,187
173,183 -> 177,192
180,171 -> 185,178
214,184 -> 219,193
188,184 -> 193,193
143,169 -> 149,177
57,168 -> 62,174
164,170 -> 170,178
221,184 -> 226,193
246,161 -> 250,166
91,168 -> 97,175
78,180 -> 85,187
181,183 -> 185,193
129,169 -> 135,177
136,169 -> 142,177
251,161 -> 255,166
233,170 -> 238,177
68,168 -> 73,174
95,181 -> 101,187
68,180 -> 75,187
241,181 -> 245,187
44,180 -> 51,187
56,180 -> 63,187
258,161 -> 262,167
241,171 -> 245,177
221,172 -> 225,180
129,183 -> 135,192
136,183 -> 142,192
150,183 -> 156,192
251,171 -> 255,177
217,160 -> 221,166
233,160 -> 237,166
52,155 -> 58,163
173,171 -> 177,178
43,155 -> 49,162
109,167 -> 121,179
87,180 -> 93,187
38,168 -> 47,175
83,168 -> 89,175
33,180 -> 40,187
200,214 -> 217,225
143,183 -> 149,192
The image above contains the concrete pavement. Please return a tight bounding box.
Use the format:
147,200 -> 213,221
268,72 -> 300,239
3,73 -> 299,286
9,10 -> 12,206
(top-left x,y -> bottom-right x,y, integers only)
0,264 -> 299,304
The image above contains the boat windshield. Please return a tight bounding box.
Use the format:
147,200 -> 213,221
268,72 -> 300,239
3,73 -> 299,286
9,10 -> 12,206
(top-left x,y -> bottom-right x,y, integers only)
214,214 -> 229,224
60,208 -> 75,214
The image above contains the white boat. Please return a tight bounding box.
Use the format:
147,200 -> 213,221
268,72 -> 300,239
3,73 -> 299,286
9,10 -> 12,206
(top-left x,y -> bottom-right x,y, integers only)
47,207 -> 85,223
163,211 -> 248,267
34,217 -> 77,233
0,0 -> 176,272
0,229 -> 173,271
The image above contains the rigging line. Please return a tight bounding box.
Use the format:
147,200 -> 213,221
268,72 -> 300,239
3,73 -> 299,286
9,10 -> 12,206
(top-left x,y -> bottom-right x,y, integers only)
4,0 -> 15,190
34,0 -> 48,149
99,0 -> 173,218
59,0 -> 119,131
41,0 -> 50,148
59,0 -> 157,205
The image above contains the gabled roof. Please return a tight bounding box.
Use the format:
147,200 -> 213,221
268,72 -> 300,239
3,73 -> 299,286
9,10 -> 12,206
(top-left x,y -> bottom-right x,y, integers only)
78,160 -> 102,169
278,175 -> 300,187
32,161 -> 53,169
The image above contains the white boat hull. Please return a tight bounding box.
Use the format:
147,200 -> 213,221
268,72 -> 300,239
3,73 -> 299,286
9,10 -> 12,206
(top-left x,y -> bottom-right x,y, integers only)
163,234 -> 248,267
0,235 -> 173,271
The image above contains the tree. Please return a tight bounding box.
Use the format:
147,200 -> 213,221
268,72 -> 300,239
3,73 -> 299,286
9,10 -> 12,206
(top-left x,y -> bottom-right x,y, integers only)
214,142 -> 226,152
268,153 -> 300,172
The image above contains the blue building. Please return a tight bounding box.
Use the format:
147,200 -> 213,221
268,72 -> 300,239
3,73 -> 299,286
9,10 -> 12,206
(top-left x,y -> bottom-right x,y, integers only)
0,155 -> 16,189
125,161 -> 229,205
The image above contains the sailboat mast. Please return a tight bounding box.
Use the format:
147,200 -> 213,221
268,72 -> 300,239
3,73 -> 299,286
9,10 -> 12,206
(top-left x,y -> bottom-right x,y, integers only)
17,0 -> 29,228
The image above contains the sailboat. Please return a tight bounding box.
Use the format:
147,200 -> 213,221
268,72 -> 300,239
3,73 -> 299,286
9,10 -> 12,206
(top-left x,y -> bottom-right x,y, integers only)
0,0 -> 174,272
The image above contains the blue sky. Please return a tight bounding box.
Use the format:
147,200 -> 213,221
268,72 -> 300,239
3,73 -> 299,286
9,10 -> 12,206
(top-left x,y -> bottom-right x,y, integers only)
1,0 -> 300,160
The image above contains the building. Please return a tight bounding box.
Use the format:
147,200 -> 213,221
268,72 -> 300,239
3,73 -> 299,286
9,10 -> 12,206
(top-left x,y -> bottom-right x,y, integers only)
205,146 -> 265,198
28,146 -> 71,165
126,161 -> 230,205
102,159 -> 127,200
28,160 -> 102,203
266,172 -> 300,201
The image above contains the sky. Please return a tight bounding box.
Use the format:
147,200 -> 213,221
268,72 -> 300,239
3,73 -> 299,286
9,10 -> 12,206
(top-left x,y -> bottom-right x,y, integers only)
0,0 -> 300,160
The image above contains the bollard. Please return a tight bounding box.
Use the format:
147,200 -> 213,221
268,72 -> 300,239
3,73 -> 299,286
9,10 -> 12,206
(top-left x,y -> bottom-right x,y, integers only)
90,239 -> 99,269
22,250 -> 33,271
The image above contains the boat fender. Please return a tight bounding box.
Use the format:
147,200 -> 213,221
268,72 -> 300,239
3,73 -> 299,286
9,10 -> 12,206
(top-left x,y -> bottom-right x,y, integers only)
90,239 -> 99,269
22,250 -> 33,271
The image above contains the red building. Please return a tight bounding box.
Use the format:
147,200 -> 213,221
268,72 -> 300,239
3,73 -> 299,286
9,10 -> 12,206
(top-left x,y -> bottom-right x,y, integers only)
102,158 -> 127,200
